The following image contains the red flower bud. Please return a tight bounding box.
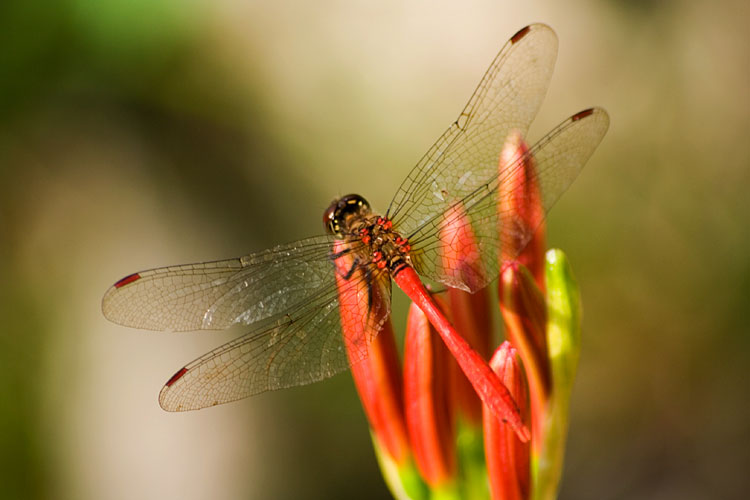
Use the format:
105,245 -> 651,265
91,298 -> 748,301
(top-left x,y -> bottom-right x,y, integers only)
484,341 -> 530,500
499,131 -> 546,291
498,130 -> 551,449
333,240 -> 410,465
499,262 -> 549,451
440,203 -> 492,424
404,298 -> 456,486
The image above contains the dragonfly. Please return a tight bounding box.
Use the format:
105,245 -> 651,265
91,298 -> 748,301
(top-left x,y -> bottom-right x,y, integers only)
102,24 -> 609,421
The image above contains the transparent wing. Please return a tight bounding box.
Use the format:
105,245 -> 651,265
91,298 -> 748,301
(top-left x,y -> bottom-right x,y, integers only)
407,108 -> 610,291
158,253 -> 392,411
386,24 -> 558,235
102,236 -> 342,331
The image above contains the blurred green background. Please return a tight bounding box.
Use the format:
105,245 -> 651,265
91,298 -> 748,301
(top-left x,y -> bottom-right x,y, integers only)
1,0 -> 748,499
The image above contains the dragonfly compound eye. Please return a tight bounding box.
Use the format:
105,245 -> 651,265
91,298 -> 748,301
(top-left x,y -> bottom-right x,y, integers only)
323,194 -> 371,236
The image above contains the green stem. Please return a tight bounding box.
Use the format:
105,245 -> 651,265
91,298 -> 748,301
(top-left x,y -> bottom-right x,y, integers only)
532,249 -> 582,500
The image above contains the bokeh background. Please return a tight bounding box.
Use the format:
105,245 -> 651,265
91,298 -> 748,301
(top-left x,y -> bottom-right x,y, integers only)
1,0 -> 748,499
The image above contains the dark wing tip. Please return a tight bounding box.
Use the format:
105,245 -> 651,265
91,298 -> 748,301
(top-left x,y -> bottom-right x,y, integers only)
113,272 -> 141,289
101,272 -> 143,324
571,108 -> 595,121
510,25 -> 532,44
159,367 -> 190,412
573,107 -> 610,132
165,367 -> 188,387
510,23 -> 554,45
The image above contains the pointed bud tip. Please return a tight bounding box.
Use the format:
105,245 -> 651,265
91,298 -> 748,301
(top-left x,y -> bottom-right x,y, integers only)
517,425 -> 531,443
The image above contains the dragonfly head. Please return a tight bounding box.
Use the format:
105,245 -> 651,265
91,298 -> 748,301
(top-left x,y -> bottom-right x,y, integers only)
324,194 -> 371,237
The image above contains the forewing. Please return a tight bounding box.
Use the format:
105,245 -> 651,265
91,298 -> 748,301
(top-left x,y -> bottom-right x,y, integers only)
386,24 -> 558,237
408,108 -> 610,291
158,260 -> 392,410
102,236 -> 340,331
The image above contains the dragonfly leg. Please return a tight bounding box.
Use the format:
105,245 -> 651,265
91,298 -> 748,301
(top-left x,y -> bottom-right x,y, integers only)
333,256 -> 361,281
363,264 -> 375,314
328,247 -> 352,261
328,247 -> 361,280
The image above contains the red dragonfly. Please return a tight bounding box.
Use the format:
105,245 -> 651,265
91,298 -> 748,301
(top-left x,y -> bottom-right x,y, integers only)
102,24 -> 608,431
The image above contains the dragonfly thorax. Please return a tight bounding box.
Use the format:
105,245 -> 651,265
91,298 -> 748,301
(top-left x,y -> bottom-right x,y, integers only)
356,215 -> 412,272
324,194 -> 412,273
